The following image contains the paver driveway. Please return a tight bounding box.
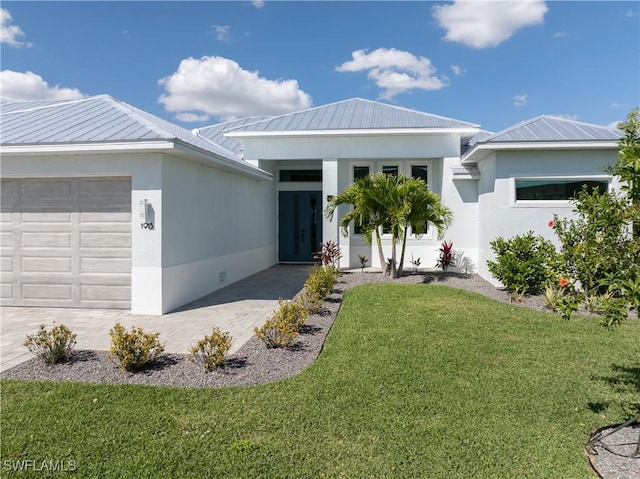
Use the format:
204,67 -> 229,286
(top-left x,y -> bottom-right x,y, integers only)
0,265 -> 309,372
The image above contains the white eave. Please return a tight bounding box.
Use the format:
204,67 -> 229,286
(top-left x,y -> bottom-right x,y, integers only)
462,140 -> 619,164
225,127 -> 480,139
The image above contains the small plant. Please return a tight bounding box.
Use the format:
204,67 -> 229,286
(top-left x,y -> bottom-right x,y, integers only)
109,323 -> 165,371
583,292 -> 611,314
357,254 -> 368,272
305,264 -> 337,299
189,328 -> 232,372
24,323 -> 76,364
542,285 -> 565,312
435,240 -> 455,272
557,295 -> 580,321
600,297 -> 631,327
409,254 -> 421,274
255,298 -> 308,348
385,259 -> 394,277
315,240 -> 342,270
299,288 -> 324,313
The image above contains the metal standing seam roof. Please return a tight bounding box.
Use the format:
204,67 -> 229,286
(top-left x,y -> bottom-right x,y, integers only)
225,98 -> 480,134
478,115 -> 623,144
0,95 -> 246,164
195,116 -> 273,154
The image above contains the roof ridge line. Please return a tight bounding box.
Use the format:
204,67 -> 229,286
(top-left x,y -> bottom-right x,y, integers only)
0,95 -> 102,116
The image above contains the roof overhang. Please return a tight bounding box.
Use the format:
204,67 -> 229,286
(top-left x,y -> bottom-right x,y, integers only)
462,140 -> 619,164
226,127 -> 480,140
0,140 -> 273,181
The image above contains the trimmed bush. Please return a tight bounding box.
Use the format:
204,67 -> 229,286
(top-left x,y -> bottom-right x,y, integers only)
299,288 -> 324,314
24,323 -> 76,364
189,328 -> 232,372
487,232 -> 558,296
109,323 -> 165,371
305,264 -> 337,299
255,298 -> 308,348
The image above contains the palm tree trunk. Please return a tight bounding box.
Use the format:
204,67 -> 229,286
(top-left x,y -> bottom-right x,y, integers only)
390,233 -> 398,279
374,229 -> 386,274
397,225 -> 409,277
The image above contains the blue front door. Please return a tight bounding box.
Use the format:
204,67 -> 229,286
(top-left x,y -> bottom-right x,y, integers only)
279,191 -> 322,262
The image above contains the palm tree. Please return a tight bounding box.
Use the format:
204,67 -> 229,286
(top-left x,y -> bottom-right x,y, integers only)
326,173 -> 453,278
325,174 -> 390,273
395,177 -> 453,276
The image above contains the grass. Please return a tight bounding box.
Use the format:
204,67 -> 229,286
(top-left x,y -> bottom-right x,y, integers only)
1,284 -> 639,478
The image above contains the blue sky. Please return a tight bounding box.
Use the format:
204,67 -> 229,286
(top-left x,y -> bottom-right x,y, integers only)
1,1 -> 638,132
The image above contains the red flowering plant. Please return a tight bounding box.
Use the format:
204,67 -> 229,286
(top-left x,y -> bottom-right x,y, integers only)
556,276 -> 580,320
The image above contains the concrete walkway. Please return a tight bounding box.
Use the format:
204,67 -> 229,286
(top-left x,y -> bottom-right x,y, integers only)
0,265 -> 309,373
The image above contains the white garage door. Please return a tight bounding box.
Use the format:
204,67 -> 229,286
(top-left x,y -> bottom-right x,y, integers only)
1,177 -> 132,309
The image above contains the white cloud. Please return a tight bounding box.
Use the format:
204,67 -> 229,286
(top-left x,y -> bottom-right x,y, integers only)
251,0 -> 265,8
450,64 -> 465,76
0,70 -> 86,103
553,31 -> 567,38
213,25 -> 230,42
609,102 -> 627,110
0,8 -> 32,47
158,56 -> 312,121
513,94 -> 528,107
626,10 -> 638,18
606,120 -> 622,130
550,113 -> 579,121
176,112 -> 211,122
432,0 -> 548,49
336,48 -> 448,99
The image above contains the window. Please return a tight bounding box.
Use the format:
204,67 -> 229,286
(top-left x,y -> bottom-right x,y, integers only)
515,179 -> 608,201
279,169 -> 322,182
382,165 -> 398,176
353,166 -> 370,181
411,165 -> 428,184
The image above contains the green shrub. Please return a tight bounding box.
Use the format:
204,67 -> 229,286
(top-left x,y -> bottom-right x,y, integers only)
24,323 -> 76,364
189,328 -> 232,372
109,323 -> 165,371
542,285 -> 565,312
305,264 -> 337,299
299,288 -> 324,314
487,232 -> 558,295
255,298 -> 308,348
551,188 -> 640,294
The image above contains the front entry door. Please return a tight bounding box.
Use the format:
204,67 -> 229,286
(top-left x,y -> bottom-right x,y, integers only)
279,191 -> 322,262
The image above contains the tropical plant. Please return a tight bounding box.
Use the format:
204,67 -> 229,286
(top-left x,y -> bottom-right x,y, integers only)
315,240 -> 342,270
435,240 -> 455,272
409,254 -> 421,274
326,173 -> 452,279
357,254 -> 368,272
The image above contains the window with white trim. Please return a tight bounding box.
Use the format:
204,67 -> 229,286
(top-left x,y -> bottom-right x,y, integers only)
515,178 -> 609,201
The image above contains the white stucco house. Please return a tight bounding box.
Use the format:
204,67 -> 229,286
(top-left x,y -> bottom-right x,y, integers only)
0,95 -> 623,314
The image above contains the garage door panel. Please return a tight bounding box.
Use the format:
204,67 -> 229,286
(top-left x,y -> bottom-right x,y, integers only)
22,257 -> 72,273
1,177 -> 131,309
21,210 -> 73,223
81,232 -> 131,248
20,179 -> 73,198
81,257 -> 130,274
22,282 -> 73,301
22,232 -> 72,248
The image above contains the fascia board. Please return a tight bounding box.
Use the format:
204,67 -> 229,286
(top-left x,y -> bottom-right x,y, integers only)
461,141 -> 619,164
225,127 -> 480,139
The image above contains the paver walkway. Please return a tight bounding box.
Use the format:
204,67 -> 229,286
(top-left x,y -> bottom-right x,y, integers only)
0,265 -> 309,373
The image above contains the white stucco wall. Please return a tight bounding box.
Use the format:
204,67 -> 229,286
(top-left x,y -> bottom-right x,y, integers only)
1,150 -> 276,315
159,154 -> 276,313
476,148 -> 619,285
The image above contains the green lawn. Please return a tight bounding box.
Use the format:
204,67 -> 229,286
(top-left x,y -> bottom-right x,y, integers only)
1,284 -> 638,478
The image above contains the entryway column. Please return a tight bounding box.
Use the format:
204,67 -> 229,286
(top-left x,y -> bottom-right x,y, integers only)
322,158 -> 349,268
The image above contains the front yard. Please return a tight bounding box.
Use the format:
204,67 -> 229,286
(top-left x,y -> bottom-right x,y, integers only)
1,283 -> 638,478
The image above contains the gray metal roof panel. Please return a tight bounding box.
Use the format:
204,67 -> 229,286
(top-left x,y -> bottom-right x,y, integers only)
0,95 -> 243,163
227,98 -> 479,133
482,115 -> 622,143
196,116 -> 272,153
